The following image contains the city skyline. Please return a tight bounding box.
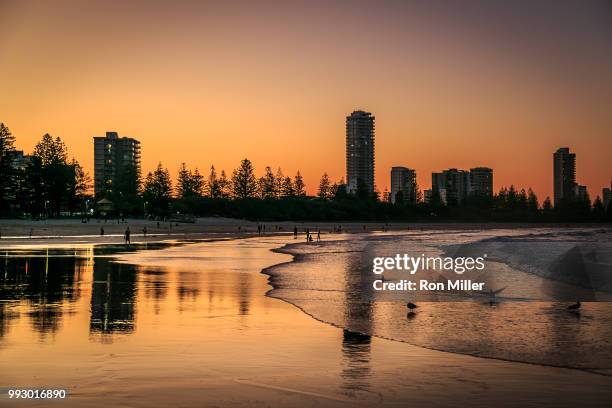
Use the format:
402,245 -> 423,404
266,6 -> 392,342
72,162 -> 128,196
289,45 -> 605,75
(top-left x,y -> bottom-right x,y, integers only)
4,120 -> 611,204
1,0 -> 611,200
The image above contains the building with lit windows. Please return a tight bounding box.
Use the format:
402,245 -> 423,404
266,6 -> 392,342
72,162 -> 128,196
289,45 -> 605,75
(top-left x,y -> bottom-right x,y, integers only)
93,132 -> 141,197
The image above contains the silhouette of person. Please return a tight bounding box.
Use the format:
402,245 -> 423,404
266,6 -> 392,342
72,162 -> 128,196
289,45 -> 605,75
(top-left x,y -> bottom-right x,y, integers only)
317,230 -> 321,242
142,226 -> 147,237
293,226 -> 298,239
100,227 -> 104,236
124,227 -> 131,245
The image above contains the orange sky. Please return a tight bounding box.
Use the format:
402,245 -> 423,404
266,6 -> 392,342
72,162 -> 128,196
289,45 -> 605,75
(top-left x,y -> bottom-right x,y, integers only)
1,0 -> 611,200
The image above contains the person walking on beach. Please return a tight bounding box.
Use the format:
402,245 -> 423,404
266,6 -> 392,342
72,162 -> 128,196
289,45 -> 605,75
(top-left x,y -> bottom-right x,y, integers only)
100,227 -> 104,236
316,230 -> 321,242
293,226 -> 298,239
142,226 -> 147,237
124,227 -> 131,245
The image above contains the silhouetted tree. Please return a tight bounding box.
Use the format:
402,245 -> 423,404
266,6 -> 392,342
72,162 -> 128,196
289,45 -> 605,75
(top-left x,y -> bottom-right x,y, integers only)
207,165 -> 220,198
112,162 -> 141,216
318,173 -> 331,200
232,159 -> 257,199
527,188 -> 539,212
592,196 -> 605,221
67,159 -> 91,215
274,168 -> 284,198
0,123 -> 16,216
258,166 -> 276,199
143,163 -> 173,217
32,134 -> 72,217
177,163 -> 202,198
218,170 -> 231,198
356,179 -> 374,201
177,163 -> 191,198
192,168 -> 204,196
293,171 -> 306,197
280,176 -> 294,197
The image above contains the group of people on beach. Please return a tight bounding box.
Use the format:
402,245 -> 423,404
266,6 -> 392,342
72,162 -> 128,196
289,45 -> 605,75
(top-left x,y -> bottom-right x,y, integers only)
304,228 -> 321,243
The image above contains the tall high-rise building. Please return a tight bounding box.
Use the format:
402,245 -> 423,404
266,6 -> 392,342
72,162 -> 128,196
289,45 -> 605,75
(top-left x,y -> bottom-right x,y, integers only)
94,131 -> 141,197
553,147 -> 576,207
470,167 -> 493,197
390,167 -> 417,204
346,110 -> 375,194
432,168 -> 471,205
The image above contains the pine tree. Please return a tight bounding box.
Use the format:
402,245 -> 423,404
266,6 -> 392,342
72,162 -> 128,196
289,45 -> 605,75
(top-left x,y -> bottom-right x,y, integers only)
318,173 -> 330,200
274,167 -> 284,198
192,168 -> 204,196
232,159 -> 257,199
294,171 -> 306,197
177,163 -> 193,198
527,188 -> 539,212
32,133 -> 71,217
0,123 -> 16,216
67,159 -> 91,215
218,170 -> 231,198
258,166 -> 276,199
143,163 -> 173,216
281,176 -> 294,197
33,134 -> 68,166
208,165 -> 220,198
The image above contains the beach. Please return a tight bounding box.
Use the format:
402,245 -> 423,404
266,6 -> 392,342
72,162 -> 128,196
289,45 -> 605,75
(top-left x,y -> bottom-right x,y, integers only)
0,217 -> 600,245
1,226 -> 611,407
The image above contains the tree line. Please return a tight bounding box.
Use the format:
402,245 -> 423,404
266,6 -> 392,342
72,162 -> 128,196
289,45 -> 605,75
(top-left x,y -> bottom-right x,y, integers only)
0,124 -> 89,218
1,121 -> 610,222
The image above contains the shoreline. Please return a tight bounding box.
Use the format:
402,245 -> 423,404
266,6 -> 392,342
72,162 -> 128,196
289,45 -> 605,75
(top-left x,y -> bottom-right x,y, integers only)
262,233 -> 612,375
2,233 -> 612,406
1,217 -> 608,251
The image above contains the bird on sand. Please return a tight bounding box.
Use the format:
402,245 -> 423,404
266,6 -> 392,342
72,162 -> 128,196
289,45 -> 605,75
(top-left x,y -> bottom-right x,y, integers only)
406,302 -> 418,312
567,300 -> 581,312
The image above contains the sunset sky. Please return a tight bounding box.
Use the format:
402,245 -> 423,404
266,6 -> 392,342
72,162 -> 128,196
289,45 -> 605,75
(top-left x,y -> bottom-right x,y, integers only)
1,0 -> 610,200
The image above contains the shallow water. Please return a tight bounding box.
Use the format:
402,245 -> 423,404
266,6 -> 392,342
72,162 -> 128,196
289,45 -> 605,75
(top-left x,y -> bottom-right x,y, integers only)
265,228 -> 612,369
1,234 -> 612,407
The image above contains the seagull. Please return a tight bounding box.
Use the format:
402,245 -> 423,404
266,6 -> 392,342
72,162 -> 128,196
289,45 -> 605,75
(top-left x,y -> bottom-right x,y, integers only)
406,302 -> 418,312
567,300 -> 581,312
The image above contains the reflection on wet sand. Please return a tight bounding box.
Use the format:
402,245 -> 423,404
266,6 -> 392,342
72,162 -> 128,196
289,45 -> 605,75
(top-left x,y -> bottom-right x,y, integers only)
340,255 -> 374,396
90,259 -> 137,337
1,235 -> 612,407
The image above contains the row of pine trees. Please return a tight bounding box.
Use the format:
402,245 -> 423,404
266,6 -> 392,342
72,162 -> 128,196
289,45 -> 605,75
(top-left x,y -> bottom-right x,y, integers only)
1,121 -> 609,221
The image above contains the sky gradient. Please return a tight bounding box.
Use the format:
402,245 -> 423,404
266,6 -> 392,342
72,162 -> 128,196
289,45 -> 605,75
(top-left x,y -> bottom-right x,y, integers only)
1,0 -> 611,200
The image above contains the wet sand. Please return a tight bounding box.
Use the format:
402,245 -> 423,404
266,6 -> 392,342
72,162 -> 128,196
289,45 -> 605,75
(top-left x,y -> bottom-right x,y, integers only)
1,236 -> 611,407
